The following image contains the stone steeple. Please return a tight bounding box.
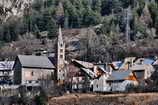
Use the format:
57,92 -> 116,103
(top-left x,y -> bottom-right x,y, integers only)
58,26 -> 64,44
56,26 -> 65,83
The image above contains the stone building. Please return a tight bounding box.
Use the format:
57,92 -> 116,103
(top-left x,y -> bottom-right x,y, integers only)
13,26 -> 66,85
13,55 -> 55,85
93,71 -> 138,92
0,61 -> 14,84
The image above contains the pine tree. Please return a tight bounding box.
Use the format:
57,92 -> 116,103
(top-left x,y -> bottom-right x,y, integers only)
0,25 -> 4,40
45,0 -> 55,8
67,5 -> 79,28
92,0 -> 101,13
83,7 -> 102,27
64,10 -> 69,28
32,0 -> 43,11
37,16 -> 46,31
4,30 -> 11,42
46,18 -> 57,39
64,17 -> 69,29
148,3 -> 158,26
155,16 -> 158,35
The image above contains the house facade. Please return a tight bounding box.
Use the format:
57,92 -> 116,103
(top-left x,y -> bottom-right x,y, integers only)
93,71 -> 138,92
0,61 -> 14,84
93,74 -> 111,92
130,64 -> 155,80
67,59 -> 95,91
13,55 -> 55,86
119,57 -> 136,70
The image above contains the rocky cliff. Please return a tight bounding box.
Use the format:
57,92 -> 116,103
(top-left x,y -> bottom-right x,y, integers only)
0,0 -> 34,23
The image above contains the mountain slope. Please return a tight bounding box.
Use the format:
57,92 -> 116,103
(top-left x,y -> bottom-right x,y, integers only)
0,0 -> 158,62
0,0 -> 34,23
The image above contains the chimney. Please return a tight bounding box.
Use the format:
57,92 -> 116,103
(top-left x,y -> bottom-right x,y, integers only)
140,59 -> 144,65
93,65 -> 97,74
127,61 -> 131,70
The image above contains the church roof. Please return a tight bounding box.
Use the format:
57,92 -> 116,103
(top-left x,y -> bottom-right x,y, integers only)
0,61 -> 14,70
72,59 -> 94,68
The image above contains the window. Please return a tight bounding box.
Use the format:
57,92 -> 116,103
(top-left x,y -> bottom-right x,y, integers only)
60,55 -> 63,58
60,44 -> 63,47
77,77 -> 79,81
31,72 -> 34,76
60,49 -> 63,52
96,84 -> 98,88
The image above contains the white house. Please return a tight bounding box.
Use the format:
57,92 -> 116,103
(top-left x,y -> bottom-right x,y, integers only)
93,71 -> 138,92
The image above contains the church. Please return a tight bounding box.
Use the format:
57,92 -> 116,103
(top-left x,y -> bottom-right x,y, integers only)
13,26 -> 66,86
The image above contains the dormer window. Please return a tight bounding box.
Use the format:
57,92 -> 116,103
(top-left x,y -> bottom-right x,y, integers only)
60,43 -> 63,47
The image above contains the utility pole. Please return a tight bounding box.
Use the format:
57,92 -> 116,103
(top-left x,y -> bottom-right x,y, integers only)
125,6 -> 132,42
86,28 -> 89,62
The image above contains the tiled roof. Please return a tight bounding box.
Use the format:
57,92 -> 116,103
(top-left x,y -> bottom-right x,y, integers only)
130,64 -> 153,71
107,71 -> 131,81
135,58 -> 155,65
112,61 -> 123,69
72,59 -> 94,68
143,58 -> 155,64
97,65 -> 109,73
130,64 -> 154,79
119,57 -> 136,70
48,56 -> 56,67
17,55 -> 55,69
0,61 -> 14,70
81,68 -> 97,78
152,59 -> 158,65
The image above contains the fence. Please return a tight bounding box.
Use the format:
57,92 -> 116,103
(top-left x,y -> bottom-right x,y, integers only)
0,85 -> 41,97
0,85 -> 19,97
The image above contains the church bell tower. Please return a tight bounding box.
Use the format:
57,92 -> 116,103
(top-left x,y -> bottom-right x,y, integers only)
56,26 -> 65,83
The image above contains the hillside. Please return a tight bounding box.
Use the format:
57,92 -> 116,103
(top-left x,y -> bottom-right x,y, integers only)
0,0 -> 158,61
0,0 -> 34,23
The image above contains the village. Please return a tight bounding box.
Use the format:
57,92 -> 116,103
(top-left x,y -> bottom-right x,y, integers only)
1,0 -> 158,105
0,26 -> 157,95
